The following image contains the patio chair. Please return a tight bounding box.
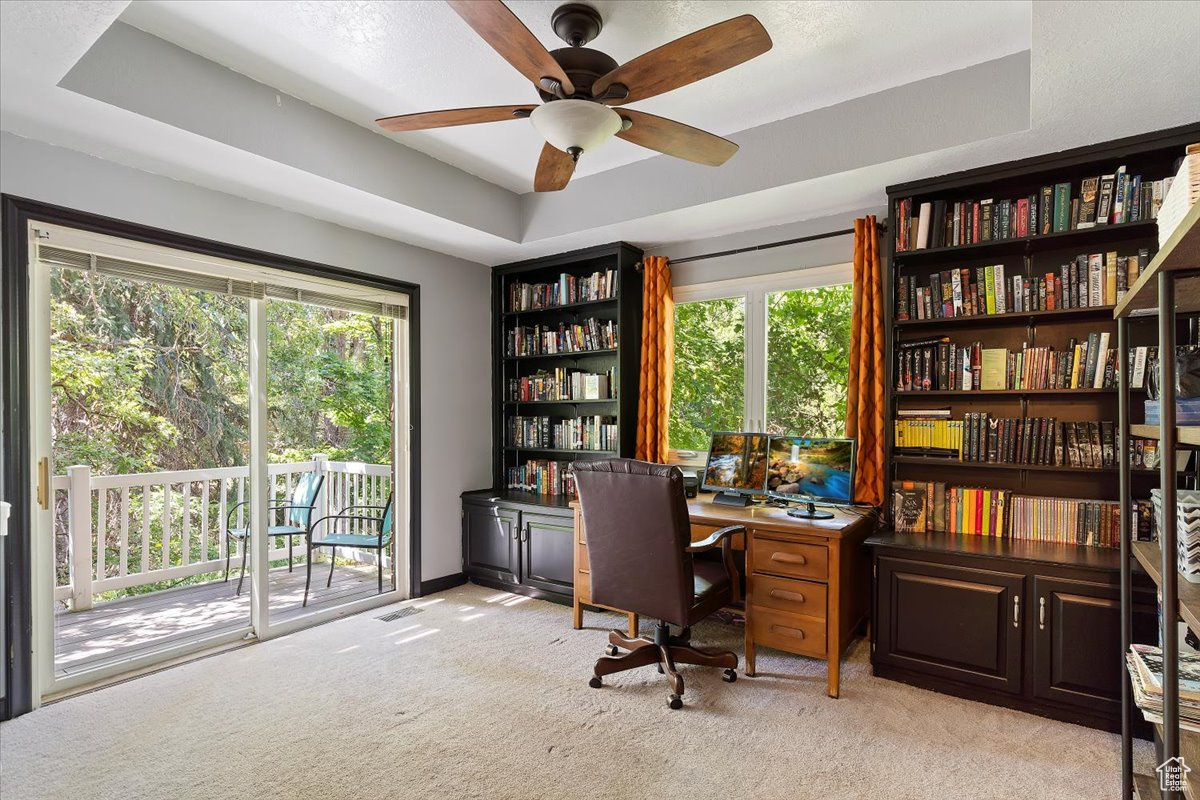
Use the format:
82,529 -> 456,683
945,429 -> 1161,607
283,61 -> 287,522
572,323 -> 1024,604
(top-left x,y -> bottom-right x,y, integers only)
225,472 -> 326,595
304,495 -> 393,607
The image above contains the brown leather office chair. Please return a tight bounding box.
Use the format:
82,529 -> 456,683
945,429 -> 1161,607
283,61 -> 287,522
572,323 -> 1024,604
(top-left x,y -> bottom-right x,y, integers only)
573,459 -> 744,709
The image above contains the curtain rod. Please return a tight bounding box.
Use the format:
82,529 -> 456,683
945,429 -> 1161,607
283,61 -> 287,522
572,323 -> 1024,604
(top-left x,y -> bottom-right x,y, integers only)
668,221 -> 887,266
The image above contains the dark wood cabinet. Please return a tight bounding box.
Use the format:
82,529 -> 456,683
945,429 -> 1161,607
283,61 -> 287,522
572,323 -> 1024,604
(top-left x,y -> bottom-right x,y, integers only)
462,501 -> 519,586
876,556 -> 1024,694
1030,575 -> 1156,717
461,491 -> 575,603
869,535 -> 1156,733
520,512 -> 575,595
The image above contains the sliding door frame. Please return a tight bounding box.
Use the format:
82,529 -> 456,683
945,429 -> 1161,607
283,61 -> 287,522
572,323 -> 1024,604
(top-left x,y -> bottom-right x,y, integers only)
0,194 -> 424,718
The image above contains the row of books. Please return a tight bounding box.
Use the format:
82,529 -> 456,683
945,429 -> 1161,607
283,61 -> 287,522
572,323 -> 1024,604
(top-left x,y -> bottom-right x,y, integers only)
896,333 -> 1117,392
894,168 -> 1172,252
897,250 -> 1149,322
1126,644 -> 1200,734
505,319 -> 618,357
506,415 -> 617,451
505,459 -> 577,498
894,413 -> 1117,468
892,481 -> 1122,547
507,269 -> 617,312
508,367 -> 616,402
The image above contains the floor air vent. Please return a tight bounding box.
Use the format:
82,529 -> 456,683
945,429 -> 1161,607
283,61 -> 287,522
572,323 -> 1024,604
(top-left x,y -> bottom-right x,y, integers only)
376,606 -> 424,623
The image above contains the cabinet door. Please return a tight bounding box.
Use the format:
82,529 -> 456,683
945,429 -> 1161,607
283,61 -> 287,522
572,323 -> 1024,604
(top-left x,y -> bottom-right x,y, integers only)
876,555 -> 1024,694
462,503 -> 518,584
521,512 -> 576,596
1031,576 -> 1156,715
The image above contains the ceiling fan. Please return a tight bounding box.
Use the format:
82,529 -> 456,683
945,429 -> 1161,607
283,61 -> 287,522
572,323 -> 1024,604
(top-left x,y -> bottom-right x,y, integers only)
376,1 -> 773,192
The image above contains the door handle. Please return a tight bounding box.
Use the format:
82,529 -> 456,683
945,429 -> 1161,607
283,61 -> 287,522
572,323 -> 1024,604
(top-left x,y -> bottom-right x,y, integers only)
0,501 -> 10,538
36,457 -> 50,510
1013,595 -> 1020,628
1039,597 -> 1046,630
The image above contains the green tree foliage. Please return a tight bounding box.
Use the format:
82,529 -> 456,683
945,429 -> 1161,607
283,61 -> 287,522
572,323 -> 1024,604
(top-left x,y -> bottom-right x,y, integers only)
765,285 -> 853,438
669,284 -> 852,451
670,296 -> 746,451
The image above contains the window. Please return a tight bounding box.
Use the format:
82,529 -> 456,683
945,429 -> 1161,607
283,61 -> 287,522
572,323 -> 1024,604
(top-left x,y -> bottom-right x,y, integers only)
669,264 -> 853,460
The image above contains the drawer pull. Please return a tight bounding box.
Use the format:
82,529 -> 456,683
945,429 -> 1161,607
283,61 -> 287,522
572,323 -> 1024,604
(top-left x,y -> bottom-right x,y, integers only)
770,552 -> 808,566
769,624 -> 806,639
769,588 -> 807,604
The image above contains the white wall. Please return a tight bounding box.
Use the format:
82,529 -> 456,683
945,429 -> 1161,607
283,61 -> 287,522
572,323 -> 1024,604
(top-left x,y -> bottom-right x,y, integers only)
0,131 -> 491,583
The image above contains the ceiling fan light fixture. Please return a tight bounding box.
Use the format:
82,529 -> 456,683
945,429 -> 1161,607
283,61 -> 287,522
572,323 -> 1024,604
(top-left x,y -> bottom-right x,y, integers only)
530,100 -> 621,158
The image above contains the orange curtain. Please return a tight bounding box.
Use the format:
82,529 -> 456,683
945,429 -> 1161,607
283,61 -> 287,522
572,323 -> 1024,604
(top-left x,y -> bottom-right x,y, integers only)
846,216 -> 886,507
636,255 -> 674,463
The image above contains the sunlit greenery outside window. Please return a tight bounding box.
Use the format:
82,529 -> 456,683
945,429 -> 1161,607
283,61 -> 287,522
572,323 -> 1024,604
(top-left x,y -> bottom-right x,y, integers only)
668,268 -> 852,458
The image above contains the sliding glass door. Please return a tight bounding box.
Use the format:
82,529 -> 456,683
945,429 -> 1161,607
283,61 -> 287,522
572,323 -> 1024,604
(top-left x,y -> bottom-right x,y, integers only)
26,222 -> 412,700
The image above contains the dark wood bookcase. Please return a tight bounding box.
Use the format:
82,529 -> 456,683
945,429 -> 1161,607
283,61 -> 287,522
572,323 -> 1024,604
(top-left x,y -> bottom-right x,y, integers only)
868,122 -> 1200,734
460,242 -> 642,604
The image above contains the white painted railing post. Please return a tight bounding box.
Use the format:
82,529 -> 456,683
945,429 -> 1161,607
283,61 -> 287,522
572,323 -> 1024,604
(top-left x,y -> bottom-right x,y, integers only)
67,465 -> 94,611
312,454 -> 329,527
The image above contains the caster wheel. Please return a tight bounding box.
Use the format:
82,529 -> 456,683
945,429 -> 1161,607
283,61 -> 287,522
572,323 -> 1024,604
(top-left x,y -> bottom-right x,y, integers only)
588,676 -> 602,689
605,644 -> 619,657
668,694 -> 683,710
723,668 -> 737,683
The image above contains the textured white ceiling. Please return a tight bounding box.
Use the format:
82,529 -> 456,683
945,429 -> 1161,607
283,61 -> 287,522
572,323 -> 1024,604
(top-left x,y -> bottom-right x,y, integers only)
120,0 -> 1032,193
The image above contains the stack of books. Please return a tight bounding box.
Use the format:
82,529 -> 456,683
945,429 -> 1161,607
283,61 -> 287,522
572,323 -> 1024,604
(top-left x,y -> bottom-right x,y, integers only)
1007,494 -> 1120,547
506,318 -> 618,356
1126,644 -> 1200,733
507,269 -> 617,311
506,460 -> 577,497
508,367 -> 615,402
894,167 -> 1171,252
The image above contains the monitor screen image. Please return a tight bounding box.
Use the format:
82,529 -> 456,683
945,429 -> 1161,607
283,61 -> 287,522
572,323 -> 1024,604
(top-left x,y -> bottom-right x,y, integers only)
702,432 -> 769,494
766,437 -> 856,504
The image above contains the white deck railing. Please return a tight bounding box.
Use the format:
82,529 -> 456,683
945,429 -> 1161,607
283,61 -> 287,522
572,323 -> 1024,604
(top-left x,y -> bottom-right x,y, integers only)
53,455 -> 392,610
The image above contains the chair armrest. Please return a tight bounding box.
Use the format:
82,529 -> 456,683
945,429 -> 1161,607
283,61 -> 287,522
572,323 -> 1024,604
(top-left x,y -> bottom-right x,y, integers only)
308,514 -> 386,539
686,525 -> 745,552
337,504 -> 388,514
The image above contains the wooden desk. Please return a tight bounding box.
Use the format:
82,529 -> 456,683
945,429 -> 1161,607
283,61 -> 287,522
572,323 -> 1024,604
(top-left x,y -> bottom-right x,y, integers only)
571,497 -> 873,698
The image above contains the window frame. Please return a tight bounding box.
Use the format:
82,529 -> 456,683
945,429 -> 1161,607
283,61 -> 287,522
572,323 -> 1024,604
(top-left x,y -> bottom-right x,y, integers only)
669,262 -> 853,465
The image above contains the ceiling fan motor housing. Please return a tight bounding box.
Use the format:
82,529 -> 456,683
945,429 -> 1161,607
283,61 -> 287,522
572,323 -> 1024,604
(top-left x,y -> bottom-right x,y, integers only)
539,47 -> 619,102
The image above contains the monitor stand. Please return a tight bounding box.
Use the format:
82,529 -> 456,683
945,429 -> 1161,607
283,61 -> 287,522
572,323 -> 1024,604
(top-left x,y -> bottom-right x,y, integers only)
787,501 -> 834,520
712,490 -> 752,507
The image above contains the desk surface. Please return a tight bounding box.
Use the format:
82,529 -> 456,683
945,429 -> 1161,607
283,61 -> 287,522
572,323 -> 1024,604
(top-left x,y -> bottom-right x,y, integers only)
685,497 -> 873,538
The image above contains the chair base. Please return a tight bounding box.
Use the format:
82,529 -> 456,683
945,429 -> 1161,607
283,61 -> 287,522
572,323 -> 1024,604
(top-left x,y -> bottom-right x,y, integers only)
588,623 -> 737,708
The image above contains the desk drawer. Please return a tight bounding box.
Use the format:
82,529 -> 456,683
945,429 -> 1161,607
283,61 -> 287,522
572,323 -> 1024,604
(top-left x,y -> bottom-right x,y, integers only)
750,607 -> 826,658
751,538 -> 828,581
752,575 -> 826,620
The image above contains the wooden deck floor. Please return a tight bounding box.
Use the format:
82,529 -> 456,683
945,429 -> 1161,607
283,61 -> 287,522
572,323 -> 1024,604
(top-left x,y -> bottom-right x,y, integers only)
54,563 -> 391,676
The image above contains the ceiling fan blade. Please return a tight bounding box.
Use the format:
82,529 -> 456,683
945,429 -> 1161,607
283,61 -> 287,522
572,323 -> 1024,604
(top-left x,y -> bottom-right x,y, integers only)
616,109 -> 737,167
376,105 -> 536,133
593,15 -> 771,105
446,0 -> 575,95
534,143 -> 575,192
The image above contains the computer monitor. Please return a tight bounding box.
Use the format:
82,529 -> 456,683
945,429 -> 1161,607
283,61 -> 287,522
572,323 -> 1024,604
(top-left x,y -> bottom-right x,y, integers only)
766,436 -> 856,520
701,432 -> 769,507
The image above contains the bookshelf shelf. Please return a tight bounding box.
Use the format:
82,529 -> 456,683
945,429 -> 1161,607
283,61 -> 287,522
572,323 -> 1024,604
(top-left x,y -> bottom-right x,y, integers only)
1131,541 -> 1200,633
896,387 -> 1129,397
893,218 -> 1158,264
503,446 -> 618,456
502,296 -> 618,317
891,455 -> 1136,474
1130,424 -> 1200,448
896,305 -> 1117,329
504,348 -> 619,361
504,398 -> 618,405
1115,202 -> 1200,318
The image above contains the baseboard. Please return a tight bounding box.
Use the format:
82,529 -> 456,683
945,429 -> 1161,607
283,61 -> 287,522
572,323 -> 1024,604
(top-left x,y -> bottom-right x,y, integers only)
465,575 -> 573,607
418,572 -> 467,596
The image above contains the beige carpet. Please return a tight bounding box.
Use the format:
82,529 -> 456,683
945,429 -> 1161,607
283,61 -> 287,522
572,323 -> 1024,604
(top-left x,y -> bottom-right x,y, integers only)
1,583 -> 1151,800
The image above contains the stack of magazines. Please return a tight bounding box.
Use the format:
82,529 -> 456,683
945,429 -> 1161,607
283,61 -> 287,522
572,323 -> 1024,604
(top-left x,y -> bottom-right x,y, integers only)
1126,643 -> 1200,732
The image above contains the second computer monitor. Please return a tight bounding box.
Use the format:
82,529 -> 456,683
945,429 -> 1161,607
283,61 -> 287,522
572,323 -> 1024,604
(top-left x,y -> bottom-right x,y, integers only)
766,436 -> 856,507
